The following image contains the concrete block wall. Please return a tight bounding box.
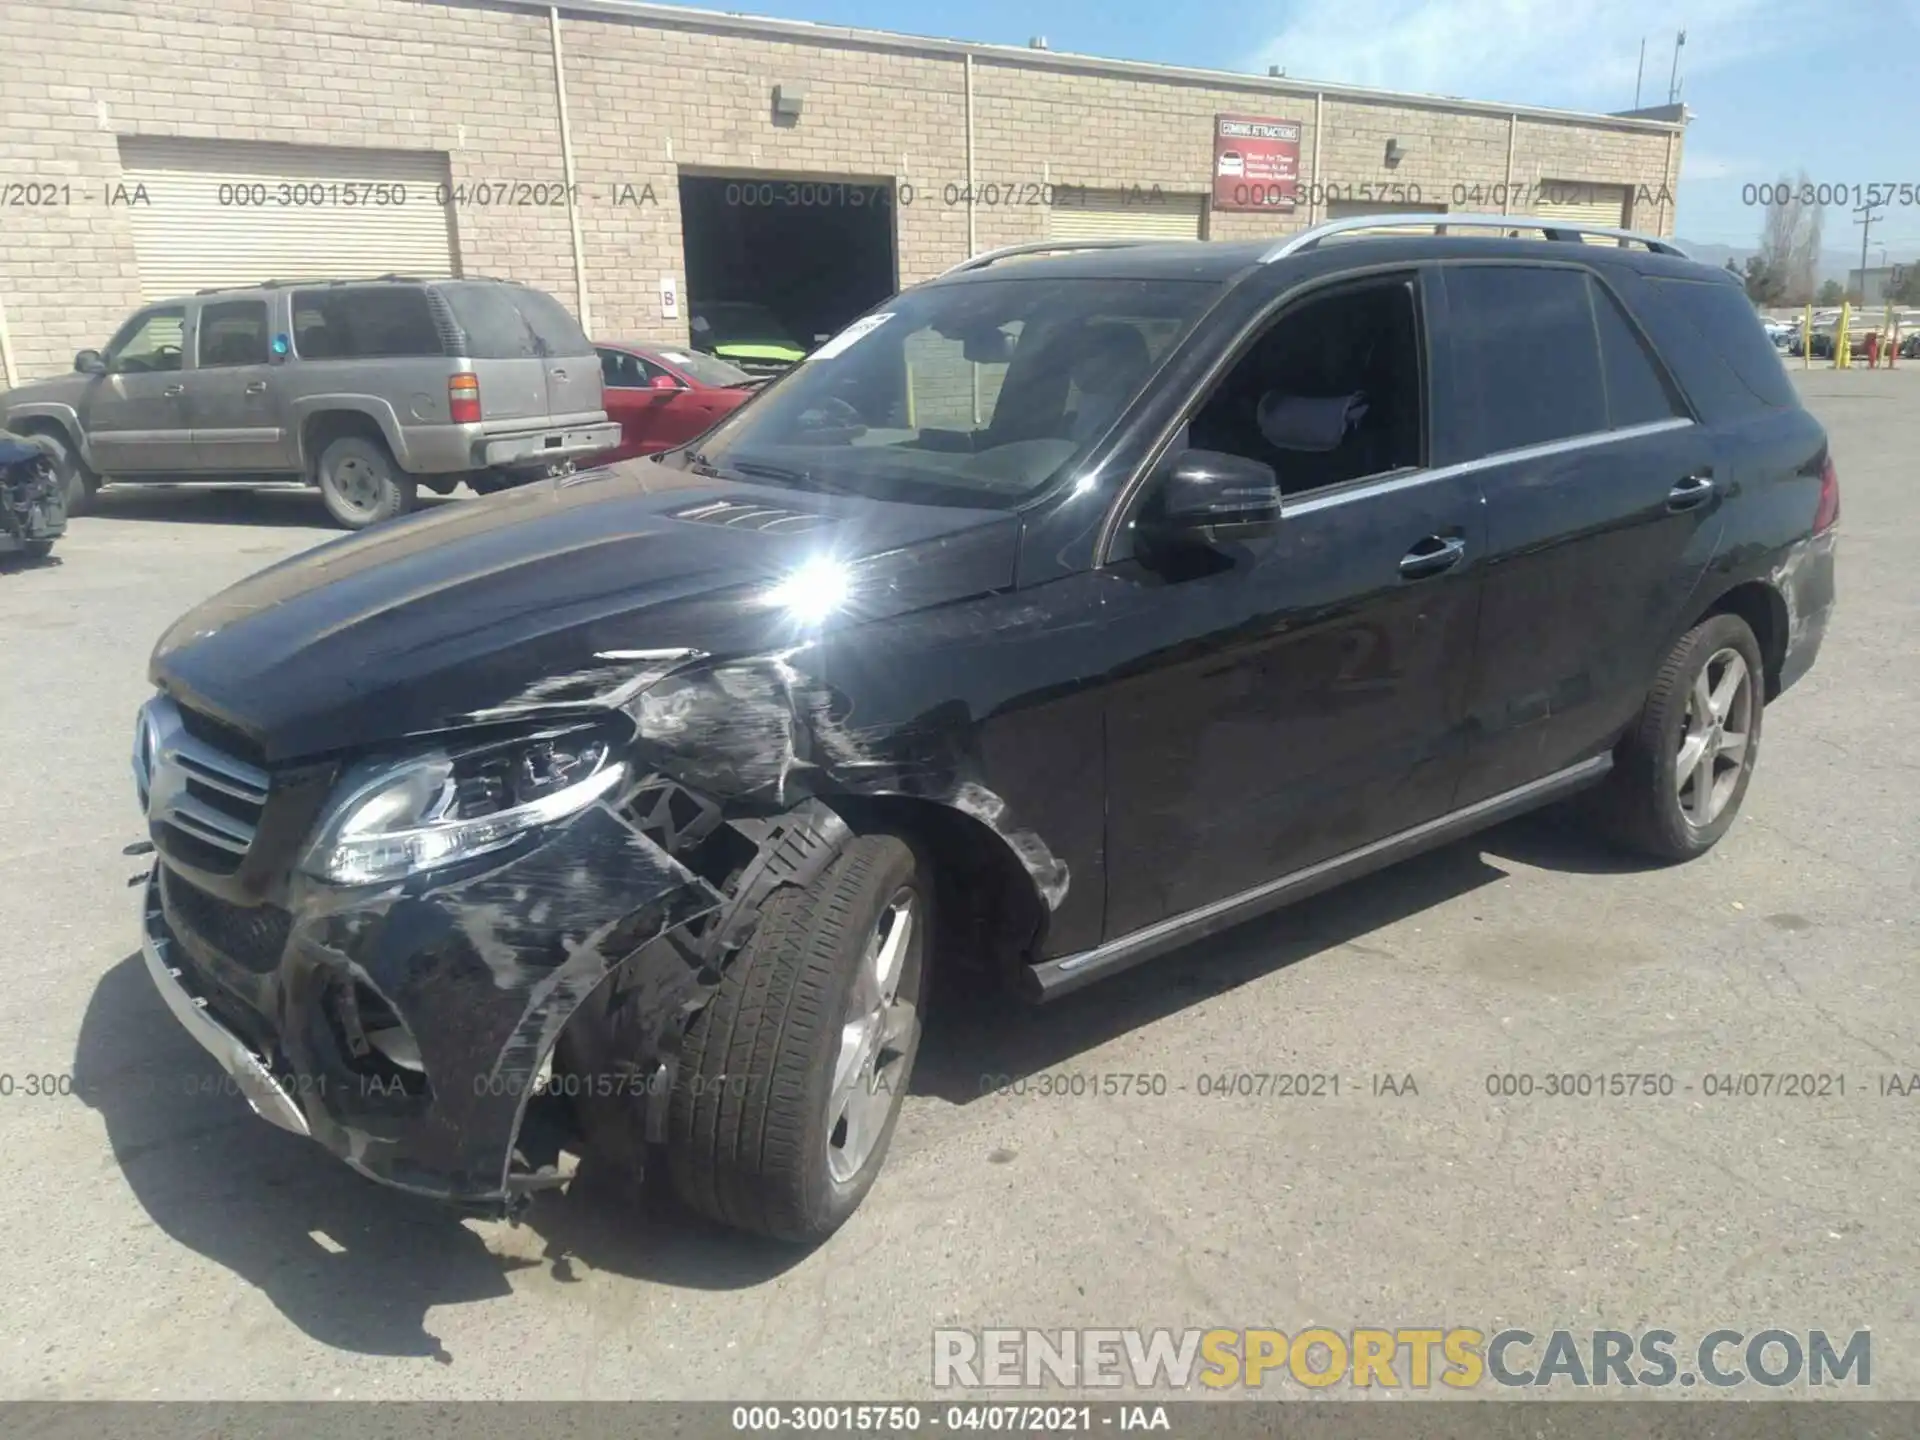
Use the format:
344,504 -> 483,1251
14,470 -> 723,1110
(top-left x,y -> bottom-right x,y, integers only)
0,0 -> 1685,384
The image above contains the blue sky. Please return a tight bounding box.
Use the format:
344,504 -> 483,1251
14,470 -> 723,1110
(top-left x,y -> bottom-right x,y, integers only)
661,0 -> 1920,259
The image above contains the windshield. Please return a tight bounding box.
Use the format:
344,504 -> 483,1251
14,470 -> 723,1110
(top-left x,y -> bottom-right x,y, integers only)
694,303 -> 801,349
656,347 -> 756,387
671,276 -> 1220,508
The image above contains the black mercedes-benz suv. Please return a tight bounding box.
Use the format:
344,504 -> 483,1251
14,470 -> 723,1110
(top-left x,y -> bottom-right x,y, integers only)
131,216 -> 1838,1243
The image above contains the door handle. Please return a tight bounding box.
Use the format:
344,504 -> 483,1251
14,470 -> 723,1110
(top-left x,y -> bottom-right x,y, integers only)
1399,534 -> 1466,579
1667,472 -> 1716,511
162,383 -> 184,397
244,380 -> 267,394
550,368 -> 568,380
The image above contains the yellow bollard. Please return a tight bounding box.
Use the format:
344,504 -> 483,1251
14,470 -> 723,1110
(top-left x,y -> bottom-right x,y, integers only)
1836,302 -> 1851,369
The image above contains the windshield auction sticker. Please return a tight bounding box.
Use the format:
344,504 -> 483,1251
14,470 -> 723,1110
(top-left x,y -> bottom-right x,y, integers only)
808,312 -> 895,361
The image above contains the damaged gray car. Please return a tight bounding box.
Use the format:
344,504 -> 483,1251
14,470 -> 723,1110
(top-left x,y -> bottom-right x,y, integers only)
0,433 -> 67,561
132,221 -> 1836,1242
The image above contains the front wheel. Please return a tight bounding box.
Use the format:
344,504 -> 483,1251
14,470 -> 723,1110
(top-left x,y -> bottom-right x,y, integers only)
1596,613 -> 1765,862
22,430 -> 96,516
315,434 -> 416,529
666,833 -> 929,1243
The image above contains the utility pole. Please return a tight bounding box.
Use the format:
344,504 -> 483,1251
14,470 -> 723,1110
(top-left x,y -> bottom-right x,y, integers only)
1667,29 -> 1687,105
1854,200 -> 1885,303
1635,37 -> 1646,108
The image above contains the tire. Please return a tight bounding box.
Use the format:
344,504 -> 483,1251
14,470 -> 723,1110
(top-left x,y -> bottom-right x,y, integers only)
1595,613 -> 1765,862
665,833 -> 929,1243
22,429 -> 96,516
314,434 -> 416,530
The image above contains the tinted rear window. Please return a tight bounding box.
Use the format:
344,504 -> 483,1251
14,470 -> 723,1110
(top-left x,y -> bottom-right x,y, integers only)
291,287 -> 444,359
1640,277 -> 1798,411
438,283 -> 592,358
510,286 -> 594,356
439,283 -> 539,359
1589,277 -> 1688,427
1446,265 -> 1606,454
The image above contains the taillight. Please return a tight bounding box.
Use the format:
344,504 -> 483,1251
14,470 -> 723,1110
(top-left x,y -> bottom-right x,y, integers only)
448,372 -> 482,424
1813,454 -> 1840,534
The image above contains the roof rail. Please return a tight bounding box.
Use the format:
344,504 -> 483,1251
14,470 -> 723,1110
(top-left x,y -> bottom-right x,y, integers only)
939,237 -> 1170,276
1259,213 -> 1689,262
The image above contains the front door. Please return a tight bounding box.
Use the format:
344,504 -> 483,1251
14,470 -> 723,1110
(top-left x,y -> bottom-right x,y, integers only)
187,297 -> 292,473
1440,261 -> 1725,806
1100,270 -> 1486,937
80,304 -> 195,473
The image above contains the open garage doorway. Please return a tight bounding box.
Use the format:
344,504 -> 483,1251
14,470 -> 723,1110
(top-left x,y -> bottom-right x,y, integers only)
678,172 -> 897,375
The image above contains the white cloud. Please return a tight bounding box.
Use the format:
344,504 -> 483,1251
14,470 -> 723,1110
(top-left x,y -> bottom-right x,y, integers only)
1253,0 -> 1825,110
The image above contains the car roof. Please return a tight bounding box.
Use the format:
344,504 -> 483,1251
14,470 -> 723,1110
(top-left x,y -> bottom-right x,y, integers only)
923,233 -> 1734,288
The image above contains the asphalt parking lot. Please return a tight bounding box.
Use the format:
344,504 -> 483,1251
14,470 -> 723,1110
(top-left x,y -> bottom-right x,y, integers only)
0,370 -> 1914,1402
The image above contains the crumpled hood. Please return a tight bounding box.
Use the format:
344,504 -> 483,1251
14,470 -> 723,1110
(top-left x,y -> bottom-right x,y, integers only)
151,459 -> 1021,762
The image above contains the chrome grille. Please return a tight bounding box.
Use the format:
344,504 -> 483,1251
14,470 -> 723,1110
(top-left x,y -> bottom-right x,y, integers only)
134,695 -> 271,864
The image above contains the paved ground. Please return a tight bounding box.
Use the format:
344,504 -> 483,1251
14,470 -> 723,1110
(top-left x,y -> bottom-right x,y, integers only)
0,373 -> 1914,1401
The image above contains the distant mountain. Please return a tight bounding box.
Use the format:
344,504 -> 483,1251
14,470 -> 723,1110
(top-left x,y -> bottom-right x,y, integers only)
1675,240 -> 1888,288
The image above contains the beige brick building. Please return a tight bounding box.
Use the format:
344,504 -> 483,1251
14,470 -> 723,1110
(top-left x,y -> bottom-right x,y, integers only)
0,0 -> 1686,386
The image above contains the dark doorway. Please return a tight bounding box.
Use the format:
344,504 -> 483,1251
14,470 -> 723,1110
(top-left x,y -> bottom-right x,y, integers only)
678,172 -> 897,364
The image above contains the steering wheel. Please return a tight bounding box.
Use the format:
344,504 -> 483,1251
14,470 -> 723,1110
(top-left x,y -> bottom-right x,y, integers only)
797,395 -> 865,436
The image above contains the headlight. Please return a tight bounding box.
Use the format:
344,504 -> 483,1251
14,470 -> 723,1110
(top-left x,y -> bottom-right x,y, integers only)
300,725 -> 627,886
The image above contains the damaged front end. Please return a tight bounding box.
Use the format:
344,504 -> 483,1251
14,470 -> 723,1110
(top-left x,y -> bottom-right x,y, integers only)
0,435 -> 66,556
135,685 -> 864,1216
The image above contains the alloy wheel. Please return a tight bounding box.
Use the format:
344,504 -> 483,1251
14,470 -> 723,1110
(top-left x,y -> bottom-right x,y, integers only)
825,888 -> 917,1185
1675,646 -> 1754,827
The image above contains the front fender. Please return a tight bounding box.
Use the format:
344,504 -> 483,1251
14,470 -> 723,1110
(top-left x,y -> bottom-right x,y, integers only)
4,399 -> 92,468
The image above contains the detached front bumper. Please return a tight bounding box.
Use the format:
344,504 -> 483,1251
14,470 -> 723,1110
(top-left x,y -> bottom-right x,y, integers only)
136,777 -> 853,1214
137,793 -> 726,1211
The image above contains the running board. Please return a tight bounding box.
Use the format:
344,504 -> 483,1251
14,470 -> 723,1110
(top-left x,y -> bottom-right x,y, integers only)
1024,754 -> 1613,1002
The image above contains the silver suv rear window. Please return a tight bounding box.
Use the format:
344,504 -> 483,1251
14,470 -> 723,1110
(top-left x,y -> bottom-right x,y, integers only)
291,286 -> 444,359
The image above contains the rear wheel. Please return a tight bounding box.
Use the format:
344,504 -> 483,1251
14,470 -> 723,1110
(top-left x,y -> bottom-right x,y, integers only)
665,833 -> 929,1243
1595,613 -> 1765,861
315,434 -> 415,529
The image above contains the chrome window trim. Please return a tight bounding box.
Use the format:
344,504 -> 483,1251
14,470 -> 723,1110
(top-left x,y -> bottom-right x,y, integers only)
1281,416 -> 1696,517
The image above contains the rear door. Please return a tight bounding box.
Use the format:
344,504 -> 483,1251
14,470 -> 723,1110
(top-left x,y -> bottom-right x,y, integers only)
435,282 -> 547,424
1444,261 -> 1720,806
510,285 -> 603,421
187,296 -> 292,472
80,303 -> 196,473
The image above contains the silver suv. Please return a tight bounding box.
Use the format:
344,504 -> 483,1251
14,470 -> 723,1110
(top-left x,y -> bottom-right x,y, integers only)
1,276 -> 621,529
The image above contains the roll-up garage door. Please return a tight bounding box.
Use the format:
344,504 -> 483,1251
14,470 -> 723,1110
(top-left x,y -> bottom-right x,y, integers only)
1530,182 -> 1630,243
117,137 -> 458,301
1046,188 -> 1206,241
1323,198 -> 1449,237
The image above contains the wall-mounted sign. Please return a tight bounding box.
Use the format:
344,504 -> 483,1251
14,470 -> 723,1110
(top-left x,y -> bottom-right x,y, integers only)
1213,114 -> 1302,213
659,274 -> 680,320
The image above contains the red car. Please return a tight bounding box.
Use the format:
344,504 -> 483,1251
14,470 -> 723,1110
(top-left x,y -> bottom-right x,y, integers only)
593,342 -> 764,462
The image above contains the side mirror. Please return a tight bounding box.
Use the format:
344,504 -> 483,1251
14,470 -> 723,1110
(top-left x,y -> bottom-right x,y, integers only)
74,349 -> 106,374
649,374 -> 684,391
1146,449 -> 1283,543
